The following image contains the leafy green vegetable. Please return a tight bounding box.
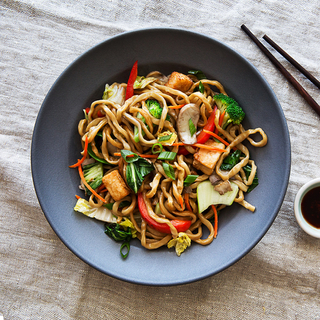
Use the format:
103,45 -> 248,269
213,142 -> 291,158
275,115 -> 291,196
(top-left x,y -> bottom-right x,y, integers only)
102,83 -> 125,105
146,99 -> 170,120
188,118 -> 196,136
167,232 -> 191,256
74,198 -> 117,222
162,162 -> 176,180
103,201 -> 131,210
86,131 -> 111,164
133,76 -> 157,89
242,165 -> 259,192
105,223 -> 132,242
120,150 -> 139,163
104,222 -> 133,259
87,143 -> 110,164
121,150 -> 154,193
83,162 -> 103,195
188,70 -> 207,80
220,149 -> 242,171
183,175 -> 199,186
198,81 -> 205,94
220,150 -> 259,192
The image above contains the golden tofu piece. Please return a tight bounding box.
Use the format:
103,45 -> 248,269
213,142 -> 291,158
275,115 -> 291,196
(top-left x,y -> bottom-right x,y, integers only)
193,140 -> 225,175
102,170 -> 130,201
165,72 -> 193,92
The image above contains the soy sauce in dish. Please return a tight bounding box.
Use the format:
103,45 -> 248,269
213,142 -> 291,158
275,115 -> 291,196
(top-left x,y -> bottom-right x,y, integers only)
301,186 -> 320,228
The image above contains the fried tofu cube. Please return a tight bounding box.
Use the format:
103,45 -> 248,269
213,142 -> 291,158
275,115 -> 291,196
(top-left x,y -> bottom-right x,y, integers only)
193,140 -> 225,175
165,71 -> 193,92
102,170 -> 130,201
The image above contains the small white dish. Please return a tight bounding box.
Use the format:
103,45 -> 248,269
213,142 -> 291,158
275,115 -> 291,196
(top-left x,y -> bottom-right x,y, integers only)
294,178 -> 320,238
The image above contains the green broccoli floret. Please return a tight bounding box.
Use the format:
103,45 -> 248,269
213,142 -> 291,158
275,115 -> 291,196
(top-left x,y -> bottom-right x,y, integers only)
146,99 -> 170,120
213,93 -> 245,127
83,162 -> 103,195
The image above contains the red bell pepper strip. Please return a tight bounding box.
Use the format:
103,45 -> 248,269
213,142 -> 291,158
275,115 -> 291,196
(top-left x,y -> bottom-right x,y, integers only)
137,193 -> 191,234
125,60 -> 138,100
177,107 -> 217,156
177,146 -> 190,155
196,106 -> 217,144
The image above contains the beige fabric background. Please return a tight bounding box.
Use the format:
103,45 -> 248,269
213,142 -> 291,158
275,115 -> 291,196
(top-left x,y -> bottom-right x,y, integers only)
1,0 -> 320,319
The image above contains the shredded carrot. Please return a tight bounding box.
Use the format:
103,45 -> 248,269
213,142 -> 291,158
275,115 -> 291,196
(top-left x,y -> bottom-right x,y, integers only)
69,136 -> 89,168
75,195 -> 81,200
192,143 -> 227,152
219,110 -> 226,126
78,162 -> 107,203
171,142 -> 185,146
137,154 -> 158,159
168,104 -> 186,109
203,130 -> 229,146
96,183 -> 106,193
184,193 -> 192,212
179,195 -> 184,209
211,205 -> 218,238
114,152 -> 131,157
113,152 -> 158,159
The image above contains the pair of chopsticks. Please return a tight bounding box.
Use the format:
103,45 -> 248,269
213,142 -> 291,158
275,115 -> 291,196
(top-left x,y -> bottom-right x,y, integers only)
241,24 -> 320,117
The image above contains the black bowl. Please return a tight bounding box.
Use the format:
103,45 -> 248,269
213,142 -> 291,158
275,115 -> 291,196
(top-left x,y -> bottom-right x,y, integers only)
31,28 -> 291,286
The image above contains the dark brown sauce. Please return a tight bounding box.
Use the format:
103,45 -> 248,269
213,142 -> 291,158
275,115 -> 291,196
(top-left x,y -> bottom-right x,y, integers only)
301,186 -> 320,229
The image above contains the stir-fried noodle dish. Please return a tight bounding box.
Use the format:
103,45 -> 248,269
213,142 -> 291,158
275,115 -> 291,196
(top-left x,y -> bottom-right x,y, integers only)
70,62 -> 268,258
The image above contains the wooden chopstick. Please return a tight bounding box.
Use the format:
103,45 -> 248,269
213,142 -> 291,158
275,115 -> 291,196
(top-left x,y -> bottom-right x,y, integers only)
263,34 -> 320,90
240,24 -> 320,118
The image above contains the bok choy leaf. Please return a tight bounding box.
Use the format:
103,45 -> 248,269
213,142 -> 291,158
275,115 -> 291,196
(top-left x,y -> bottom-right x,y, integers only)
120,150 -> 154,193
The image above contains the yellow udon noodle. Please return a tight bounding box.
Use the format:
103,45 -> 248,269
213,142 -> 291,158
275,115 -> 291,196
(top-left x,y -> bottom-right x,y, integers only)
78,72 -> 268,250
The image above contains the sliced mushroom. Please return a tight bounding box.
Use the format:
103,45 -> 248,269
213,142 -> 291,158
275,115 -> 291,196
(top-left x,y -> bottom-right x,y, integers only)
176,103 -> 200,144
214,180 -> 233,195
209,172 -> 222,186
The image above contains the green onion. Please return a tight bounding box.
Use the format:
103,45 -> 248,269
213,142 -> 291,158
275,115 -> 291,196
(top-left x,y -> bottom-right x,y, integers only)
158,133 -> 173,142
162,162 -> 176,180
199,81 -> 205,94
183,175 -> 199,186
157,151 -> 177,161
151,143 -> 163,154
120,242 -> 130,259
188,118 -> 196,136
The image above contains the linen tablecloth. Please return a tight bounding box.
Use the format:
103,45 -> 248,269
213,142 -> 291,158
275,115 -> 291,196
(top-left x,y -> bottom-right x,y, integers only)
1,1 -> 320,319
